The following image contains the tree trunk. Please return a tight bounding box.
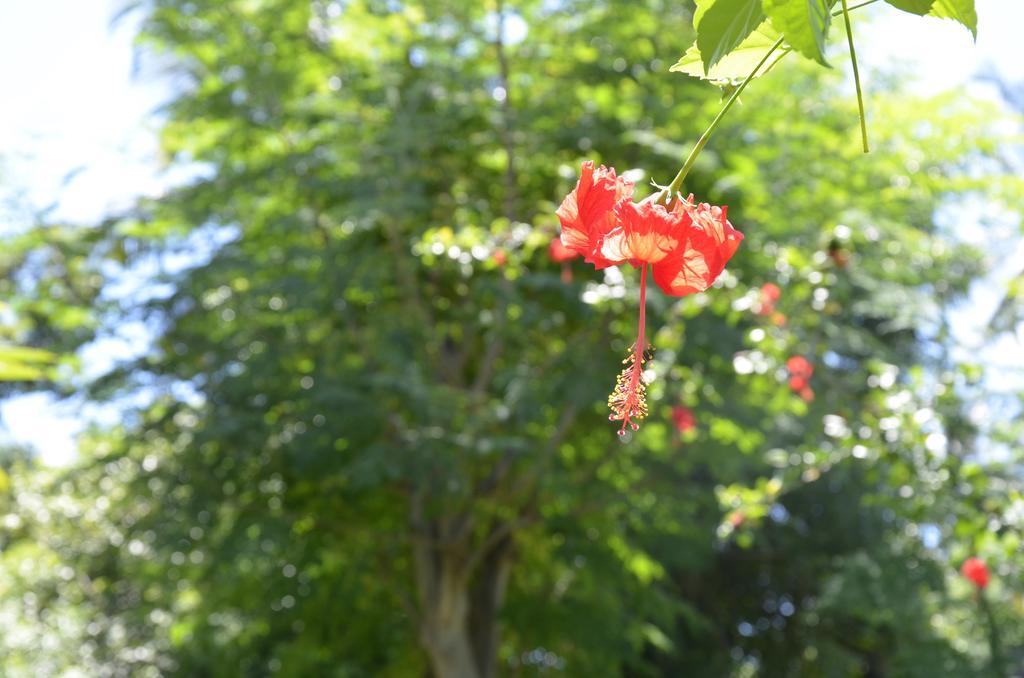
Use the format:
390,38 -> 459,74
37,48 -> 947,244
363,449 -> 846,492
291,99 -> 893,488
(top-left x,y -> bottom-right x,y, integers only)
423,565 -> 483,678
412,497 -> 516,678
469,535 -> 514,678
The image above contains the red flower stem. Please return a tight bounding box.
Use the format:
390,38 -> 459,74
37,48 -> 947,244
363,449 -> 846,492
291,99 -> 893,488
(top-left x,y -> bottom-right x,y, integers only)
636,264 -> 648,367
619,264 -> 649,434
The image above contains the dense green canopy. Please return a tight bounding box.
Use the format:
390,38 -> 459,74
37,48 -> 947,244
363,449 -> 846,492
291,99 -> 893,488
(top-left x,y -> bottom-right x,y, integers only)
1,0 -> 1022,676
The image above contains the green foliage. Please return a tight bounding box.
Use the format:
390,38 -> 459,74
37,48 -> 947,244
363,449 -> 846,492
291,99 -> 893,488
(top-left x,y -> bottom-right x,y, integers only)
681,0 -> 978,89
0,344 -> 54,381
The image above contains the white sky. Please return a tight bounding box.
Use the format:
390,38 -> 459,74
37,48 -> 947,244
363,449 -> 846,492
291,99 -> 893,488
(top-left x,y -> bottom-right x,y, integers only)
0,0 -> 1022,465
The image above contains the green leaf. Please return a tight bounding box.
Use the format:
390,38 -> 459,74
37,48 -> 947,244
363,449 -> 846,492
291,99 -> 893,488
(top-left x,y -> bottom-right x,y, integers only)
763,0 -> 833,65
0,345 -> 56,363
671,21 -> 787,84
883,0 -> 935,15
929,0 -> 977,38
0,344 -> 55,381
695,0 -> 766,73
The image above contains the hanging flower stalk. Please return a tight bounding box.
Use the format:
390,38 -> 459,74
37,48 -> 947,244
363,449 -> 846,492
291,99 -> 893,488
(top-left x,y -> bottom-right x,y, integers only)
557,161 -> 743,435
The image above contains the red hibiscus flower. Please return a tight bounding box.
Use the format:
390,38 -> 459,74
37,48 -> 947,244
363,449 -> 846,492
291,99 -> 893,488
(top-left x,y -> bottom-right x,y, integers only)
558,161 -> 744,434
671,405 -> 696,434
556,161 -> 633,269
961,557 -> 990,589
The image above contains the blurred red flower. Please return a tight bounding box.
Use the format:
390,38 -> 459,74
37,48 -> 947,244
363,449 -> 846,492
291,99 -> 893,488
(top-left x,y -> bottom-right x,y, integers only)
491,249 -> 507,267
757,282 -> 780,316
671,405 -> 696,434
961,557 -> 990,589
787,356 -> 814,379
787,357 -> 814,401
548,237 -> 578,263
761,282 -> 781,303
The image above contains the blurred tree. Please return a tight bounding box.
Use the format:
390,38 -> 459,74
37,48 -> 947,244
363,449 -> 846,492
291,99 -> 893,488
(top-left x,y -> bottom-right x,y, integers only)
0,1 -> 1021,677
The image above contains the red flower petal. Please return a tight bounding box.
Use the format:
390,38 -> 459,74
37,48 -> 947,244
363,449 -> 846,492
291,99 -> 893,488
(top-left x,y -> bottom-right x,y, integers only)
679,198 -> 743,271
651,198 -> 743,297
604,201 -> 686,267
556,161 -> 633,269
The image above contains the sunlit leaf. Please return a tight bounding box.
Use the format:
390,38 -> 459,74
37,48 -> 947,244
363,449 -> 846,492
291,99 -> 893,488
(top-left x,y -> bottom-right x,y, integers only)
671,21 -> 788,84
0,344 -> 55,381
763,0 -> 833,65
694,0 -> 766,73
930,0 -> 977,38
883,0 -> 936,15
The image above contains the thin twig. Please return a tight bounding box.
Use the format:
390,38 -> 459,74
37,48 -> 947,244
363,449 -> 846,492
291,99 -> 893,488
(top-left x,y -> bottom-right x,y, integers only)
841,0 -> 870,153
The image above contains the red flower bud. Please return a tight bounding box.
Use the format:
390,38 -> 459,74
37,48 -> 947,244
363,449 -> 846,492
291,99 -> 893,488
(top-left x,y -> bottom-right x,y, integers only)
961,557 -> 990,589
549,237 -> 578,263
671,405 -> 696,434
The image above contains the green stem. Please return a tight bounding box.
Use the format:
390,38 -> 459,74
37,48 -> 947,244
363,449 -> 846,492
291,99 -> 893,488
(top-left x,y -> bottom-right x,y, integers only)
839,0 -> 881,13
663,0 -> 882,199
664,37 -> 784,199
841,0 -> 870,153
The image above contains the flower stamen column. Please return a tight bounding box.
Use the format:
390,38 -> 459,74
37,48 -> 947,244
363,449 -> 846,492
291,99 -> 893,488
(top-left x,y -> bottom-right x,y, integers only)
608,265 -> 650,435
